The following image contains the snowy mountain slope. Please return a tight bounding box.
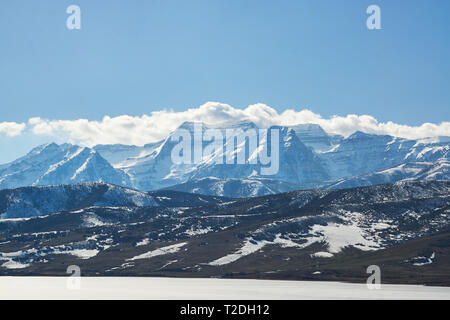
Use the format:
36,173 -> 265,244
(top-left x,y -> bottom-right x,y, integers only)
94,142 -> 163,167
148,189 -> 232,207
36,147 -> 131,187
0,122 -> 448,196
120,123 -> 201,191
325,159 -> 450,189
412,159 -> 450,180
319,131 -> 449,180
0,183 -> 234,219
0,143 -> 68,188
187,124 -> 330,184
0,182 -> 158,219
163,177 -> 302,198
289,123 -> 343,152
0,143 -> 130,190
104,122 -> 450,193
107,121 -> 330,191
0,180 -> 449,285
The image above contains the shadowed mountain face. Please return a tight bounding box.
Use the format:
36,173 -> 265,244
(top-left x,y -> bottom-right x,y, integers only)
0,183 -> 159,219
290,123 -> 343,152
0,180 -> 449,286
0,183 -> 234,219
0,122 -> 449,197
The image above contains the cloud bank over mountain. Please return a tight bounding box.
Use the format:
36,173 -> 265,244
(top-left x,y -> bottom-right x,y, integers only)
0,122 -> 26,137
1,102 -> 449,146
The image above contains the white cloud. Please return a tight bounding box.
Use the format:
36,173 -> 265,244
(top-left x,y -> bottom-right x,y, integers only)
21,102 -> 450,146
0,122 -> 26,137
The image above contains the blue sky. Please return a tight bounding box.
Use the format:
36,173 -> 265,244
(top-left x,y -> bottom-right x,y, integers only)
0,0 -> 449,162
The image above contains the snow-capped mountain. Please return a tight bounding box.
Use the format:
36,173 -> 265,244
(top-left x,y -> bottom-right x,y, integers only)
326,159 -> 450,189
164,177 -> 301,198
119,122 -> 200,191
116,121 -> 330,190
289,123 -> 342,152
0,121 -> 448,196
0,143 -> 130,190
319,131 -> 449,180
94,142 -> 162,167
188,124 -> 330,185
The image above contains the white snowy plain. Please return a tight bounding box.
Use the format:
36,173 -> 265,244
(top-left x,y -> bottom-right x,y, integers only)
0,277 -> 449,300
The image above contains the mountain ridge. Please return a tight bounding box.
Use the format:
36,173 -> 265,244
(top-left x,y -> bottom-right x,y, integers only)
0,180 -> 449,286
0,121 -> 449,197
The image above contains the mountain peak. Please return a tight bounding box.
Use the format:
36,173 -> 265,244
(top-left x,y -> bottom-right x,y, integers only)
291,123 -> 327,135
347,131 -> 373,139
29,142 -> 60,155
176,121 -> 205,131
228,120 -> 258,130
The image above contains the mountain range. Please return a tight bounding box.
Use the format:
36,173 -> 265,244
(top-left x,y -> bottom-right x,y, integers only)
0,180 -> 448,286
1,121 -> 448,285
0,121 -> 448,197
0,182 -> 233,219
